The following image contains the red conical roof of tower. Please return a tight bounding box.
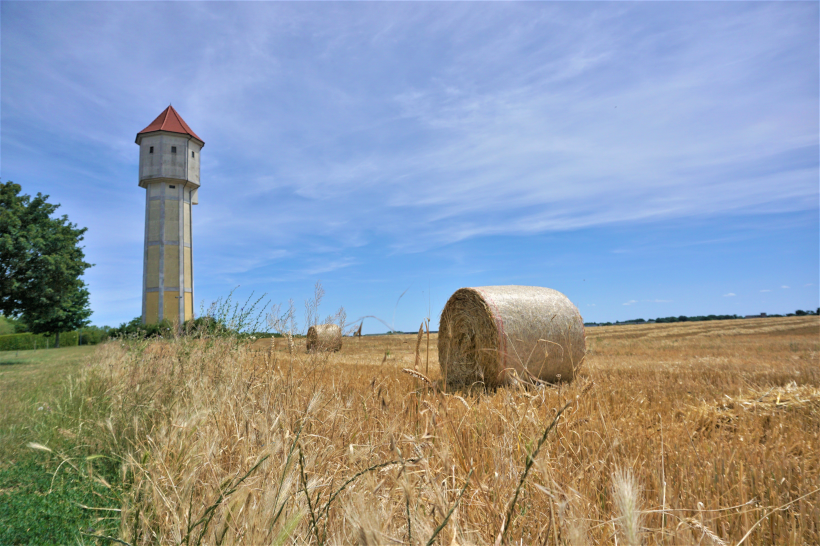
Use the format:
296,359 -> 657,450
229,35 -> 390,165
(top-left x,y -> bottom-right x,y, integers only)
136,105 -> 203,144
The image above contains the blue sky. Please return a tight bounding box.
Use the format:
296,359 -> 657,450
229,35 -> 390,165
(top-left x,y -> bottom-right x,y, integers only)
2,2 -> 818,332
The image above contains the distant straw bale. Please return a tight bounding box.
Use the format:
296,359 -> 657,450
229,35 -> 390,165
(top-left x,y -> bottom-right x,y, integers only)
306,324 -> 342,352
438,286 -> 585,388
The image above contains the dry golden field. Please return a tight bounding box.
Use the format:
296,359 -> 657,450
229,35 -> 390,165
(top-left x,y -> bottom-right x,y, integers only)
78,315 -> 818,545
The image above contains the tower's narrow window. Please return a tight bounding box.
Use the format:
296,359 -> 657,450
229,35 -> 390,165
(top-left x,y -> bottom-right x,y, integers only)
149,146 -> 154,154
171,146 -> 177,153
192,151 -> 195,158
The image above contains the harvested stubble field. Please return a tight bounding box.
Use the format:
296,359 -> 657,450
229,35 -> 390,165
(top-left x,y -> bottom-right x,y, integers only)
73,316 -> 817,544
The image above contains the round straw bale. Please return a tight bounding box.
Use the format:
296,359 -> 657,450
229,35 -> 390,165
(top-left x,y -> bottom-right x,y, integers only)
438,286 -> 585,388
306,324 -> 342,352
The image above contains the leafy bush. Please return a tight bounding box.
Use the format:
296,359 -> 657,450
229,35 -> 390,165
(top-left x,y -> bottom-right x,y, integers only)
76,325 -> 111,345
0,315 -> 28,334
108,317 -> 175,339
0,332 -> 75,351
0,316 -> 14,335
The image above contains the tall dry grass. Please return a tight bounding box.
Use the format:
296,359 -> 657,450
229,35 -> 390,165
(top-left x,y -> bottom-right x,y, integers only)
75,316 -> 818,544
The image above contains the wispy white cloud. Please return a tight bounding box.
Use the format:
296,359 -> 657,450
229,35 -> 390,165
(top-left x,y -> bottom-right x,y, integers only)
645,299 -> 673,303
5,2 -> 817,258
782,285 -> 790,289
760,289 -> 772,292
623,300 -> 637,306
208,250 -> 289,277
300,258 -> 357,276
723,293 -> 736,297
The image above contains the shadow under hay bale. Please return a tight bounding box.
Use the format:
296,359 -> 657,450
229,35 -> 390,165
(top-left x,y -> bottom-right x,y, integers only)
306,324 -> 342,352
438,285 -> 585,389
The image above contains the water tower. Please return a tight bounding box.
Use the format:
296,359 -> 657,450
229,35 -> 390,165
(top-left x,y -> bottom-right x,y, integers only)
135,106 -> 204,324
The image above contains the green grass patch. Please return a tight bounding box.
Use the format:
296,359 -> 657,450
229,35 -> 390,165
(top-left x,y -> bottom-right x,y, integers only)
0,454 -> 120,545
0,345 -> 95,456
0,345 -> 121,545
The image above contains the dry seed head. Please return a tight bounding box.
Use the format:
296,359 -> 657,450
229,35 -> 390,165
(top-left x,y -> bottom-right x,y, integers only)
421,400 -> 436,415
612,468 -> 642,546
556,490 -> 591,546
402,368 -> 431,384
684,518 -> 728,546
452,395 -> 470,411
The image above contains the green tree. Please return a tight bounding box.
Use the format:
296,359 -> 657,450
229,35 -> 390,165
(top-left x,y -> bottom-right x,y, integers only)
0,181 -> 92,347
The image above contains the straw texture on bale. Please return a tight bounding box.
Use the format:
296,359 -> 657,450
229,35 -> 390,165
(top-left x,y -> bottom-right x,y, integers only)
306,324 -> 342,352
438,286 -> 585,388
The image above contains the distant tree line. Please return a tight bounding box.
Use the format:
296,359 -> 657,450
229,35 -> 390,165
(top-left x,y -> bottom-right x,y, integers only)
586,308 -> 819,327
652,314 -> 742,323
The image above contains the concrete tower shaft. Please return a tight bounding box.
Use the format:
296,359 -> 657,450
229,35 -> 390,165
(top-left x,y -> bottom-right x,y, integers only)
136,106 -> 204,325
